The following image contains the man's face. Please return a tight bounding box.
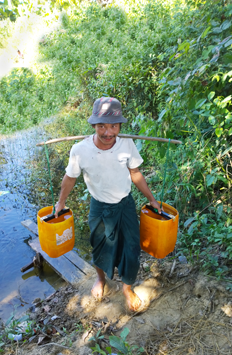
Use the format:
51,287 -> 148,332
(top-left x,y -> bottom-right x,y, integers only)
93,123 -> 121,149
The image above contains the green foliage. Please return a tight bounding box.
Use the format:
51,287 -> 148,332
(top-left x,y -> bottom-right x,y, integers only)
178,204 -> 232,276
0,0 -> 19,21
0,309 -> 36,351
90,327 -> 144,355
0,65 -> 75,132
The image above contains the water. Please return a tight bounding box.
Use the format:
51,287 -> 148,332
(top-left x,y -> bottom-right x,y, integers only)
0,127 -> 66,322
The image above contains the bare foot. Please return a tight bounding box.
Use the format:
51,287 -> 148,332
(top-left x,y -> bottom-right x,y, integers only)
91,278 -> 105,300
123,284 -> 141,312
91,266 -> 106,300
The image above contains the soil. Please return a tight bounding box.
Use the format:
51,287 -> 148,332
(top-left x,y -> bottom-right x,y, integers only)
2,252 -> 232,355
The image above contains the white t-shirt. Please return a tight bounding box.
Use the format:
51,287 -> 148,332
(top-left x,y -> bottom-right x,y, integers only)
65,135 -> 143,203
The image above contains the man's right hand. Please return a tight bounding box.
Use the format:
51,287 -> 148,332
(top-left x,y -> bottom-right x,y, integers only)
54,174 -> 77,218
55,201 -> 66,218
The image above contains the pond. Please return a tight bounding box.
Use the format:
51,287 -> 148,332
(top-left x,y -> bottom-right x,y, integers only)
0,125 -> 92,323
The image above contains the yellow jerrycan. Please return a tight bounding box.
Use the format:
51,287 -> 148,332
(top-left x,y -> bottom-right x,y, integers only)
140,202 -> 179,259
37,206 -> 75,258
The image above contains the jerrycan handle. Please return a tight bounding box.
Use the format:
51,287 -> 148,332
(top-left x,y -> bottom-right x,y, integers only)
41,208 -> 70,223
145,205 -> 172,220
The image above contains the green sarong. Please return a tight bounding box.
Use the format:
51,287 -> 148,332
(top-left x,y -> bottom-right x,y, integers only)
88,193 -> 140,285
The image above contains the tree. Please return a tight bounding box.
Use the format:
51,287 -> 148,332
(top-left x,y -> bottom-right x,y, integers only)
0,0 -> 19,21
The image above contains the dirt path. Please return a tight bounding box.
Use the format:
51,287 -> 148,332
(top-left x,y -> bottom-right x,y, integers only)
4,254 -> 232,355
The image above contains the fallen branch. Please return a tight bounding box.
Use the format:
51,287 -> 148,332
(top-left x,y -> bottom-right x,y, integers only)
169,259 -> 177,277
36,134 -> 182,146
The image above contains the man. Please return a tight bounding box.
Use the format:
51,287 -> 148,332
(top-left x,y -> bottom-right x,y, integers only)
55,97 -> 161,311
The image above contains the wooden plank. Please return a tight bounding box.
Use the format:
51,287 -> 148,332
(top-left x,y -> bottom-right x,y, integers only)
22,219 -> 95,280
29,238 -> 84,285
64,250 -> 94,276
21,219 -> 38,236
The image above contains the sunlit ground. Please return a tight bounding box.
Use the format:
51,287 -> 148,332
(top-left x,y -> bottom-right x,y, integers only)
0,13 -> 59,79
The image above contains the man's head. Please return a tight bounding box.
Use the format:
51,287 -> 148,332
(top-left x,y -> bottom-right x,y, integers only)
88,97 -> 127,125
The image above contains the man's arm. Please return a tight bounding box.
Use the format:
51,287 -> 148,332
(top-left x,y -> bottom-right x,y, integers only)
129,167 -> 162,213
55,174 -> 77,217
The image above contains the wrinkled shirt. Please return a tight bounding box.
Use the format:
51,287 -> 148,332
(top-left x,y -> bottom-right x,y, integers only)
66,135 -> 143,203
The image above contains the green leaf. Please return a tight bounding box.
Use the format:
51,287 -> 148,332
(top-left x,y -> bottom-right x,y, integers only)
109,336 -> 128,354
222,95 -> 231,104
208,92 -> 215,100
158,109 -> 166,122
221,20 -> 231,31
184,217 -> 196,228
212,74 -> 220,82
220,146 -> 232,157
229,127 -> 232,135
217,204 -> 224,218
210,53 -> 220,63
220,252 -> 228,258
206,174 -> 217,187
169,53 -> 175,61
195,99 -> 206,109
225,39 -> 232,47
215,127 -> 223,137
208,115 -> 215,125
223,53 -> 232,64
120,327 -> 130,341
212,27 -> 222,34
167,78 -> 181,86
136,140 -> 143,152
178,41 -> 189,51
8,333 -> 16,340
5,314 -> 14,327
198,64 -> 207,75
159,146 -> 166,159
218,176 -> 229,184
223,71 -> 232,82
91,344 -> 107,355
188,221 -> 198,235
218,36 -> 232,46
201,26 -> 211,38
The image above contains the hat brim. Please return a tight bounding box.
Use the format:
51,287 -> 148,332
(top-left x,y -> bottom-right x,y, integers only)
88,114 -> 127,124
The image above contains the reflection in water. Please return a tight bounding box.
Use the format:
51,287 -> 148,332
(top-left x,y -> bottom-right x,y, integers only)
0,127 -> 66,322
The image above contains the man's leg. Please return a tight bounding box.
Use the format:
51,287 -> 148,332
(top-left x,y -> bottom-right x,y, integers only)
91,266 -> 106,299
123,283 -> 141,311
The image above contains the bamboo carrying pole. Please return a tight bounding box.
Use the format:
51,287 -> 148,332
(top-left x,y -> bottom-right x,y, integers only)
36,134 -> 182,146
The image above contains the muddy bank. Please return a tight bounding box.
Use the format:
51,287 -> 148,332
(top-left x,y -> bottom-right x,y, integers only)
2,253 -> 232,355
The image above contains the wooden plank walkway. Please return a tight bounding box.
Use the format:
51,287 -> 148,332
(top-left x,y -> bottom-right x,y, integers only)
21,219 -> 95,285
